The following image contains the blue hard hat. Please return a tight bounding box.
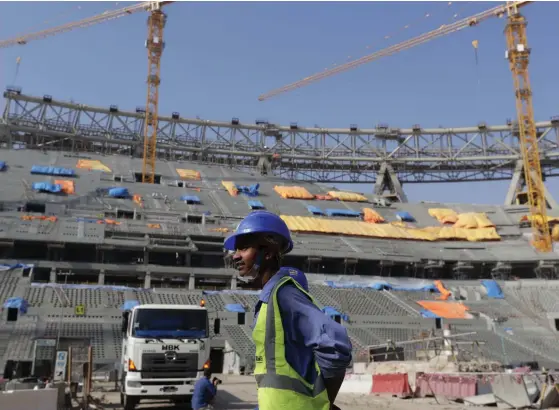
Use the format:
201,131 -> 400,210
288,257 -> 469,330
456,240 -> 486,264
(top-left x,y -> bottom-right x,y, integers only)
224,211 -> 293,254
282,267 -> 309,292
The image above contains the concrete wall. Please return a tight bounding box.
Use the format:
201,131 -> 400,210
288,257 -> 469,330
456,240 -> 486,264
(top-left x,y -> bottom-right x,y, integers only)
0,388 -> 58,410
223,340 -> 241,375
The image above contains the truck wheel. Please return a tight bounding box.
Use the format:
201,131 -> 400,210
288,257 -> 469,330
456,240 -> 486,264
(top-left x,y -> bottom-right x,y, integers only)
123,394 -> 137,410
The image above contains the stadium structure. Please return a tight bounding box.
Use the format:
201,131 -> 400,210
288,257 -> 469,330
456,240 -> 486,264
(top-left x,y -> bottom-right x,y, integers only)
1,89 -> 559,381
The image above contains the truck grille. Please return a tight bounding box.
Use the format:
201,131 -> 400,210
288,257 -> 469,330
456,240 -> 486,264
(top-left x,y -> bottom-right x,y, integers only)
141,352 -> 198,379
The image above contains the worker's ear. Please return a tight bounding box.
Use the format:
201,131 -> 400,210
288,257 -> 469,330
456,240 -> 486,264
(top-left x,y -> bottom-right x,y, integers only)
263,250 -> 274,261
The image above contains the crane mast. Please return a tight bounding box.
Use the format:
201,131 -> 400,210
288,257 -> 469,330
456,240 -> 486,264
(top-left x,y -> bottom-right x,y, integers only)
142,4 -> 166,184
505,7 -> 552,252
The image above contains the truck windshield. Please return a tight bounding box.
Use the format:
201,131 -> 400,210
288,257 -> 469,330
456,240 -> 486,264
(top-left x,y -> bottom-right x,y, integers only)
132,309 -> 208,339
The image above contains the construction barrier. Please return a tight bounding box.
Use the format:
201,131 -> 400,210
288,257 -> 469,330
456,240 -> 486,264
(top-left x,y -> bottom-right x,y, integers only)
415,373 -> 477,399
371,373 -> 412,396
340,374 -> 373,394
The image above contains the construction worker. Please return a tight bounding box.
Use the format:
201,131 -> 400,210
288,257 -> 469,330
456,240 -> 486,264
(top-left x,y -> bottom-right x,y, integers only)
224,211 -> 352,410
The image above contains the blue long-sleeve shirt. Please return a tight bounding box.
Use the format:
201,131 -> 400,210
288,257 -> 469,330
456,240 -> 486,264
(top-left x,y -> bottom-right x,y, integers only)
191,377 -> 216,410
253,267 -> 352,383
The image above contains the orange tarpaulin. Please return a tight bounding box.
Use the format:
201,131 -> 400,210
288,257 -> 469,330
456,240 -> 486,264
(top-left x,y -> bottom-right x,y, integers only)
417,301 -> 470,319
433,280 -> 451,300
274,186 -> 314,200
428,208 -> 458,224
176,169 -> 201,180
454,212 -> 495,229
21,215 -> 57,222
76,159 -> 111,173
133,194 -> 143,207
222,181 -> 238,196
363,208 -> 385,223
54,179 -> 75,194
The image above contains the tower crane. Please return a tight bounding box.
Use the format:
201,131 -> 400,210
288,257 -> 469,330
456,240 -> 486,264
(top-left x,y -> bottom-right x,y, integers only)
0,1 -> 174,184
259,1 -> 552,253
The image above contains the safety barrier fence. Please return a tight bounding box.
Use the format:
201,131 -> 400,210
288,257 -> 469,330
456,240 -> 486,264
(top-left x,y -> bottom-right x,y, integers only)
341,370 -> 559,408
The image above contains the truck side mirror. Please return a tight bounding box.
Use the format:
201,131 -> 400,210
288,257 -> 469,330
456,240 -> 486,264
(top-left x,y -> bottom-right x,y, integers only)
214,318 -> 221,335
121,311 -> 130,333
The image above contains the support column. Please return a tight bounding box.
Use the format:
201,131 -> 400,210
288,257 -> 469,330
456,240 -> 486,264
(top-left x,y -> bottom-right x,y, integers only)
185,252 -> 191,267
231,276 -> 237,290
143,248 -> 149,265
144,272 -> 151,289
188,274 -> 195,290
373,162 -> 408,203
257,155 -> 272,176
504,160 -> 558,209
50,267 -> 56,283
98,270 -> 105,285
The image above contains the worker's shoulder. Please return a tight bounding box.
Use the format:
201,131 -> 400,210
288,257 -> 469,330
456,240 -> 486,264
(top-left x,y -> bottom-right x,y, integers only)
276,282 -> 315,310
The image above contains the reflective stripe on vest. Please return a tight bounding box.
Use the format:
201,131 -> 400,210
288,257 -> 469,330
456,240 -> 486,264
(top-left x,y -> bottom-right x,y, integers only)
254,275 -> 328,400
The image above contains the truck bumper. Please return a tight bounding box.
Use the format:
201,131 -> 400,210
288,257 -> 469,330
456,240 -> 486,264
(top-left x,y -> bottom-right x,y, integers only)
125,375 -> 196,398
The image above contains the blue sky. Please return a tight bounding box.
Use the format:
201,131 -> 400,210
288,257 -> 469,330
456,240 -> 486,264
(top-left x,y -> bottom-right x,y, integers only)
1,1 -> 559,204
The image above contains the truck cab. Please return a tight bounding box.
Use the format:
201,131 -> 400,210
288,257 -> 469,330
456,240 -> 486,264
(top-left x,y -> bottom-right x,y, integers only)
120,303 -> 220,410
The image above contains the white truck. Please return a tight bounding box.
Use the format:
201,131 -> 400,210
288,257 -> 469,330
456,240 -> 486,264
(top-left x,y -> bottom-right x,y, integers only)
120,303 -> 220,410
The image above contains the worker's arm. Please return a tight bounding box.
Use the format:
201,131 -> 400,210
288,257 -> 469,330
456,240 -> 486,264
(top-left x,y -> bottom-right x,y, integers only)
277,285 -> 352,404
206,381 -> 217,404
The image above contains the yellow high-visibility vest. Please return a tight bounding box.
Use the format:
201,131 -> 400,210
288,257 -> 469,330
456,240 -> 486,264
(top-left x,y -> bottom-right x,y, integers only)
252,275 -> 330,410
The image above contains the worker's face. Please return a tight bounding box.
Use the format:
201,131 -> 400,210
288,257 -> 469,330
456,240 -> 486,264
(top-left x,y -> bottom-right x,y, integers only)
232,236 -> 259,277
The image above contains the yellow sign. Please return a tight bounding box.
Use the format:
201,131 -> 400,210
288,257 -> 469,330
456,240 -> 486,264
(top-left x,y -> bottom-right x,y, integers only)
75,304 -> 85,316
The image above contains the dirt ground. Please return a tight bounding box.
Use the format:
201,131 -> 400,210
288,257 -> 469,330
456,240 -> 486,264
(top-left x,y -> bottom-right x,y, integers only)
90,374 -> 470,410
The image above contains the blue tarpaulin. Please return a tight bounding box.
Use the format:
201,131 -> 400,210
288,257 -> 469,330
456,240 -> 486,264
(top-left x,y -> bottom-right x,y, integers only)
236,183 -> 260,197
121,300 -> 140,311
180,195 -> 201,204
0,161 -> 5,171
420,309 -> 440,318
307,205 -> 325,216
225,303 -> 246,313
31,283 -> 146,292
108,187 -> 129,198
248,200 -> 265,210
3,297 -> 28,314
0,263 -> 34,271
481,280 -> 504,299
325,209 -> 361,217
31,165 -> 75,176
322,306 -> 349,322
32,182 -> 62,193
396,211 -> 415,222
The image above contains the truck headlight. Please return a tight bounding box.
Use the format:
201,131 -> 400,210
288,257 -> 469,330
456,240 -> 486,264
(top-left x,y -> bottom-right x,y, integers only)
127,381 -> 141,388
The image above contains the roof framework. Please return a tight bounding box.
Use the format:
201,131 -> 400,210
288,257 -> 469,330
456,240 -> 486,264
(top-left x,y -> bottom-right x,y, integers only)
3,92 -> 559,184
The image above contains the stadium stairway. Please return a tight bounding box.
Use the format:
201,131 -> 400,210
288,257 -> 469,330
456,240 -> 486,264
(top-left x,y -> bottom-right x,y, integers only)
494,328 -> 559,368
223,325 -> 255,372
0,323 -> 15,377
3,316 -> 39,363
381,290 -> 421,316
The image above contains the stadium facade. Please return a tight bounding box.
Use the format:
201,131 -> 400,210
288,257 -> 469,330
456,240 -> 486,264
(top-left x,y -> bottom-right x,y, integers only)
1,91 -> 559,380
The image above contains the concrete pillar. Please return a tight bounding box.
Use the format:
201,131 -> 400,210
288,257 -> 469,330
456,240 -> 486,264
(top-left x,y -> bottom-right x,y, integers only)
443,324 -> 452,356
189,274 -> 195,290
98,270 -> 105,285
50,267 -> 56,283
143,248 -> 149,265
231,277 -> 237,290
144,272 -> 151,289
185,252 -> 191,267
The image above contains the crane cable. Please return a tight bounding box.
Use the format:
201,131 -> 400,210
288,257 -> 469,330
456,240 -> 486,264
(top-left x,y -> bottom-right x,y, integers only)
322,2 -> 473,72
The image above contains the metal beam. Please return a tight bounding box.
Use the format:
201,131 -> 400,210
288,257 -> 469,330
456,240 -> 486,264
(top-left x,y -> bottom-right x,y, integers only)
4,92 -> 559,184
